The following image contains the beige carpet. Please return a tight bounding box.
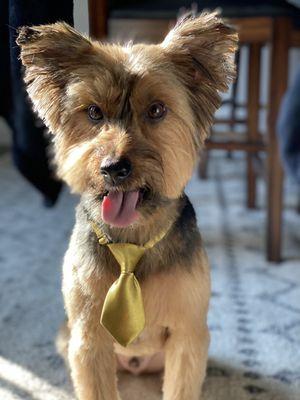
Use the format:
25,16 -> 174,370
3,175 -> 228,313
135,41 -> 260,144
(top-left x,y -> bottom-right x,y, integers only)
1,151 -> 300,400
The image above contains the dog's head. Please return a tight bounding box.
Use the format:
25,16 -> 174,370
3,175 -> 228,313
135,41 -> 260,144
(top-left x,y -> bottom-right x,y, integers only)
17,12 -> 237,228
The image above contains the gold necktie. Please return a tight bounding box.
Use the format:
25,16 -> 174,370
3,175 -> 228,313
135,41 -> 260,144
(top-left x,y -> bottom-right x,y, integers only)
91,222 -> 171,347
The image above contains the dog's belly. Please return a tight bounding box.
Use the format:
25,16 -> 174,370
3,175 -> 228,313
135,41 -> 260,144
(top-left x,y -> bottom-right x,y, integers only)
114,325 -> 168,374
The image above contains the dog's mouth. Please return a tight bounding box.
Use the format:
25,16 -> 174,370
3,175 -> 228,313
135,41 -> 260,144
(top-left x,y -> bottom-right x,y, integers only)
101,188 -> 148,228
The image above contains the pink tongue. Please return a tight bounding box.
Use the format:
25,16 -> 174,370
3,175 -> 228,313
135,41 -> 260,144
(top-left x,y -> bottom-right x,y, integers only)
101,191 -> 139,227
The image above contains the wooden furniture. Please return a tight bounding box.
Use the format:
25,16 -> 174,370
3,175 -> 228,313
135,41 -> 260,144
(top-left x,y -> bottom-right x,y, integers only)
88,0 -> 300,262
206,17 -> 300,262
88,0 -> 108,38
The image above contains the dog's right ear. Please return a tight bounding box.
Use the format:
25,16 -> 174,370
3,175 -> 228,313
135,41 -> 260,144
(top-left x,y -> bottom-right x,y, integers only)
17,23 -> 94,132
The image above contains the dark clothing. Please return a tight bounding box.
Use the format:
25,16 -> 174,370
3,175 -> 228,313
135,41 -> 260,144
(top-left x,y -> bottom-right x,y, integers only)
277,69 -> 300,184
0,0 -> 73,206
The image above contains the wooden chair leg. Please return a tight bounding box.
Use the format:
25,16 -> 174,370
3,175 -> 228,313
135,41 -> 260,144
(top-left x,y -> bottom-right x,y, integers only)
247,43 -> 261,209
226,49 -> 241,160
88,0 -> 108,39
198,150 -> 209,180
230,49 -> 241,131
266,18 -> 290,262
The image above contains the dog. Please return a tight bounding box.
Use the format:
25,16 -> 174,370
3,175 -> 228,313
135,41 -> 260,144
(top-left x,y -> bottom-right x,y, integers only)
17,12 -> 237,400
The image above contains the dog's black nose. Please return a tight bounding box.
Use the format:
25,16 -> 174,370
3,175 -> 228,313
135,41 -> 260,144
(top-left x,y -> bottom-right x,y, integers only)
100,157 -> 132,185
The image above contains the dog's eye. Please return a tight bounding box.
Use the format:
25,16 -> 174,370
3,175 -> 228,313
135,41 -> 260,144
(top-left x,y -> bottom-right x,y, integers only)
88,105 -> 104,122
147,102 -> 166,120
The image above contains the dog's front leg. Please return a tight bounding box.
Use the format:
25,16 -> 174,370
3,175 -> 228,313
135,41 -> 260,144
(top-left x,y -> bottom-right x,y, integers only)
163,325 -> 209,400
68,320 -> 120,400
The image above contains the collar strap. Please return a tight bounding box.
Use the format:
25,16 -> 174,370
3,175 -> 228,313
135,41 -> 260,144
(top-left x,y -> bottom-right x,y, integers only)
91,221 -> 172,250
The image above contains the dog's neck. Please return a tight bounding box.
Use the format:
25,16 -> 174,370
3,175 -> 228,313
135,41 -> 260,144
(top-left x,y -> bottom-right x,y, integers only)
80,193 -> 182,247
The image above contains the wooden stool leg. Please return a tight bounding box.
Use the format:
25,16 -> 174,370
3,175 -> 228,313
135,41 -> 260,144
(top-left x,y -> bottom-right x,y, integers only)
230,49 -> 241,132
247,43 -> 261,209
198,149 -> 209,179
267,18 -> 290,262
226,49 -> 241,160
88,0 -> 108,39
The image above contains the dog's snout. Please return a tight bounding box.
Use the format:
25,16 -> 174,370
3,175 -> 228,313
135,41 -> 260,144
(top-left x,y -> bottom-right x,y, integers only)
100,157 -> 132,185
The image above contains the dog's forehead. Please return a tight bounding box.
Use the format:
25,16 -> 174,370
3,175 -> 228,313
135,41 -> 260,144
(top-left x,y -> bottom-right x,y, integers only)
123,43 -> 166,75
81,43 -> 175,104
95,43 -> 165,82
106,43 -> 177,98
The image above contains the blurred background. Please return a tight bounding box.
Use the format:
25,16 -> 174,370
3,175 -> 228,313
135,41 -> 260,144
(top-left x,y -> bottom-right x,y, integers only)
0,1 -> 300,399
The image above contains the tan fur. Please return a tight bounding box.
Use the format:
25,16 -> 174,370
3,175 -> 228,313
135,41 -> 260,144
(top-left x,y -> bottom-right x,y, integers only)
17,11 -> 238,400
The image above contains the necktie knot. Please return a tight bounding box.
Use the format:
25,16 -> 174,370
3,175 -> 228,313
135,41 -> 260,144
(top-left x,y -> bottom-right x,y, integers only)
120,270 -> 134,276
107,243 -> 146,274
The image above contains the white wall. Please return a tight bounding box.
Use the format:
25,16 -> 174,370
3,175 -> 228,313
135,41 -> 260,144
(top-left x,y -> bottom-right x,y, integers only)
74,0 -> 89,34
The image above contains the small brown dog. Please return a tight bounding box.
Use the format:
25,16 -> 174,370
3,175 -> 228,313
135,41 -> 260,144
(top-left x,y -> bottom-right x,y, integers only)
17,12 -> 237,400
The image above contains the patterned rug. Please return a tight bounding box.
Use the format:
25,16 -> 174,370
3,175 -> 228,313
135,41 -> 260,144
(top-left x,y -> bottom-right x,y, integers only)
0,151 -> 299,400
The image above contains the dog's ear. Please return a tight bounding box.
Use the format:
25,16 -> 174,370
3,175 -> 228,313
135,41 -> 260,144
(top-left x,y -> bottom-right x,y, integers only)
17,23 -> 93,132
161,11 -> 238,141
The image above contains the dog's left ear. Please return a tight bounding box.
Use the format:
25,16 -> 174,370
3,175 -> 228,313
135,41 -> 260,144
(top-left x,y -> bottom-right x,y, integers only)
162,11 -> 238,140
17,22 -> 94,132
